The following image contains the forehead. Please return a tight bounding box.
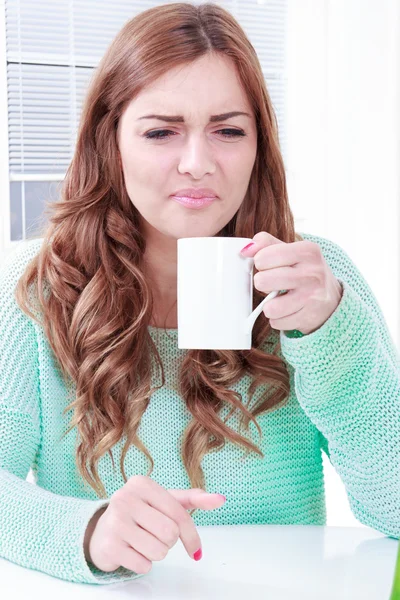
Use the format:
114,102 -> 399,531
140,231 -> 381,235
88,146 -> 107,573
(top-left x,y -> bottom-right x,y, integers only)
124,53 -> 253,118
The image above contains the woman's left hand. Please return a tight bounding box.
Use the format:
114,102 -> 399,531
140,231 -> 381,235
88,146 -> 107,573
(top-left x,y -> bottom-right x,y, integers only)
240,232 -> 344,335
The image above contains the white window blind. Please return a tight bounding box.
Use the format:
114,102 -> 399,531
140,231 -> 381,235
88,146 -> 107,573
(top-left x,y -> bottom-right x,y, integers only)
3,0 -> 288,242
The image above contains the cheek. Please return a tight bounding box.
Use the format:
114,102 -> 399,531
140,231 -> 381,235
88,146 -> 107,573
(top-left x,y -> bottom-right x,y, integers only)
223,143 -> 256,172
226,152 -> 256,192
155,152 -> 176,175
134,150 -> 175,185
123,149 -> 171,187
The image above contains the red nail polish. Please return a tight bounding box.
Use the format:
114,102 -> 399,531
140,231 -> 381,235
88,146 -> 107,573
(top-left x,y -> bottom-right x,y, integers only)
240,242 -> 255,253
193,548 -> 202,561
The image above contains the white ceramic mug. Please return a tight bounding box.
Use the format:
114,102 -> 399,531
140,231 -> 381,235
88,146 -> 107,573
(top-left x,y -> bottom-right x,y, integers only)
177,237 -> 282,349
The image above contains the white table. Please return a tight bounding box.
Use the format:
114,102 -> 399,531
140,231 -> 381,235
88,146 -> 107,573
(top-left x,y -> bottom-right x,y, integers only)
0,524 -> 398,599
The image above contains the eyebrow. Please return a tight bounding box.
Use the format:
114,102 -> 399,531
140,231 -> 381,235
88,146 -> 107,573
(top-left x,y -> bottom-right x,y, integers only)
137,111 -> 251,123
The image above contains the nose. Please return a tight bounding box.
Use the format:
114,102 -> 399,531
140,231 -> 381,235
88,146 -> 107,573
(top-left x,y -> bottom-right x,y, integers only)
177,134 -> 216,178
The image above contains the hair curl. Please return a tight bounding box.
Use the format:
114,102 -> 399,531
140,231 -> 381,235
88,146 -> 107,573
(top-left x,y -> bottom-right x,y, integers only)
15,2 -> 303,500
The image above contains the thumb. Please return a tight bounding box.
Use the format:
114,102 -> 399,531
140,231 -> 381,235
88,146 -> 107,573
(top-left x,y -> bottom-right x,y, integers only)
168,488 -> 226,511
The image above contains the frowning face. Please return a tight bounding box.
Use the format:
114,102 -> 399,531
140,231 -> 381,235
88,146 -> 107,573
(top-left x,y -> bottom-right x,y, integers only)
117,52 -> 258,242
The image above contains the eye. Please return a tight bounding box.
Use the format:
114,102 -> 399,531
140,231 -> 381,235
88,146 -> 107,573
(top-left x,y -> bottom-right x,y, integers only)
217,128 -> 246,138
143,128 -> 247,140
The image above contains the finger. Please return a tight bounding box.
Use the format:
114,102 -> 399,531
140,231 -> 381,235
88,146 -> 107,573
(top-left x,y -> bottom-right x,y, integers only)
269,308 -> 305,332
253,265 -> 299,295
117,542 -> 153,575
130,476 -> 223,557
255,247 -> 298,273
241,238 -> 311,273
133,501 -> 180,548
168,488 -> 226,511
257,240 -> 321,272
167,489 -> 226,558
252,231 -> 285,245
262,288 -> 309,320
123,522 -> 170,562
240,232 -> 284,257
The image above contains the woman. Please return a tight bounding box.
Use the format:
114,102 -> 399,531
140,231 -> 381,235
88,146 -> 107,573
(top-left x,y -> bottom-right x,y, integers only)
1,1 -> 399,586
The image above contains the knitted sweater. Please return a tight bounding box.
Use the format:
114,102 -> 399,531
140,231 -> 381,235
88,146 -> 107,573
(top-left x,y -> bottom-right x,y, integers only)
0,234 -> 399,586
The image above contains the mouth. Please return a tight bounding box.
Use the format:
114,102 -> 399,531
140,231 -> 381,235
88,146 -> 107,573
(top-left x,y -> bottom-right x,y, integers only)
171,195 -> 216,209
170,187 -> 218,199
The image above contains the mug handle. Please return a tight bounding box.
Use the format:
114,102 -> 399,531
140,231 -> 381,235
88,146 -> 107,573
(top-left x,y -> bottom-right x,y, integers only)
244,290 -> 289,335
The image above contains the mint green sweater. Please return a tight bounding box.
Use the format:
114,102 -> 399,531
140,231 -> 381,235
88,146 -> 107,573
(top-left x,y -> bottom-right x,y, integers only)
1,234 -> 399,585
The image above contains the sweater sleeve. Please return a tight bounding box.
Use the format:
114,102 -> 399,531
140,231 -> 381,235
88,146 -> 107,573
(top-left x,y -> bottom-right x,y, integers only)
0,240 -> 142,584
279,234 -> 400,539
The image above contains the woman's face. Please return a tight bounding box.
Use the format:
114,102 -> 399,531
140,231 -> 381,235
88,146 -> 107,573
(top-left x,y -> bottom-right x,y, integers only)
117,53 -> 258,241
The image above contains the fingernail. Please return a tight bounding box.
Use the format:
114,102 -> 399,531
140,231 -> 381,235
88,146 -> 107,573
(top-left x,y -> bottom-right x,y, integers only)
240,242 -> 255,253
193,548 -> 202,561
218,494 -> 226,501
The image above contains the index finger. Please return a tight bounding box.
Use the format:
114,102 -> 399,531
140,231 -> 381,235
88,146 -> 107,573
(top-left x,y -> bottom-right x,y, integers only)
129,477 -> 202,558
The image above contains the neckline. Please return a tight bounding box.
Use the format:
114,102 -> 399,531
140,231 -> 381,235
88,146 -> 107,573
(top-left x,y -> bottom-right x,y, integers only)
148,325 -> 178,333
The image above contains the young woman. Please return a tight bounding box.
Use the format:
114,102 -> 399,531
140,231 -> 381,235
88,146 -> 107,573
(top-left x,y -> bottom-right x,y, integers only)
1,2 -> 399,585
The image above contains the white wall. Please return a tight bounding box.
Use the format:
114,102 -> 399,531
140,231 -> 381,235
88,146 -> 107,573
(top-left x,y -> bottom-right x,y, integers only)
286,0 -> 400,526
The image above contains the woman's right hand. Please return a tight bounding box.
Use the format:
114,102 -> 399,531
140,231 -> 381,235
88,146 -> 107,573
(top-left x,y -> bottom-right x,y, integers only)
84,474 -> 226,574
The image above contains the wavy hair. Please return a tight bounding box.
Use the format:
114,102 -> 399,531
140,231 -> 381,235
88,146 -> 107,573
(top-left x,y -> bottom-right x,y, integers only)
15,2 -> 303,500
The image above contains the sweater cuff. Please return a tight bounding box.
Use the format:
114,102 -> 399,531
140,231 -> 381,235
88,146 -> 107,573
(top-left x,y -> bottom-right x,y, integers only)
279,278 -> 374,389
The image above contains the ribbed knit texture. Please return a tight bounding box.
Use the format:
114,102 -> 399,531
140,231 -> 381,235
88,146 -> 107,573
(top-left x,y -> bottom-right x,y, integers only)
1,233 -> 399,585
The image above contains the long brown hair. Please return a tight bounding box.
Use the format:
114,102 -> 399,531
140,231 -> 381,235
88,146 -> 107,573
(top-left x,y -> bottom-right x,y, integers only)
15,2 -> 303,499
